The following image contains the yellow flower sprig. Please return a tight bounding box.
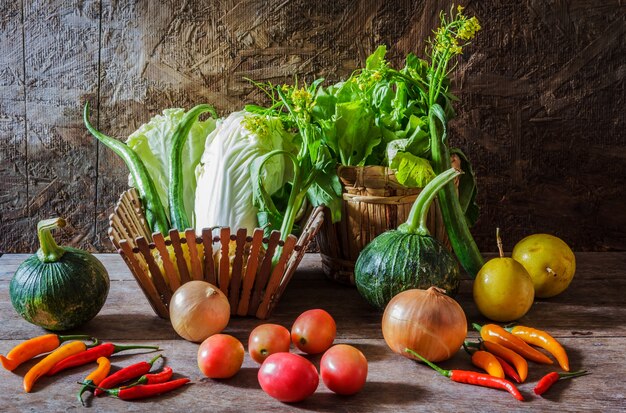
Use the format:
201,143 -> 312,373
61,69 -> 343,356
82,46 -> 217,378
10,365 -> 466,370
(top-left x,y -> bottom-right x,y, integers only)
428,4 -> 481,106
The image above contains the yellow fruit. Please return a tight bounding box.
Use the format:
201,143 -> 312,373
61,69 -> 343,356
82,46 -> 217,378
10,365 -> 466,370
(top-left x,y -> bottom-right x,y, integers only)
512,234 -> 576,298
473,228 -> 535,322
473,257 -> 535,322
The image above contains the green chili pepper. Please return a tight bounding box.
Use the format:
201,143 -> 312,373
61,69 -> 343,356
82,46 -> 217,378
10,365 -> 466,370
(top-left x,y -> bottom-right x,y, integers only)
84,102 -> 170,233
168,104 -> 215,231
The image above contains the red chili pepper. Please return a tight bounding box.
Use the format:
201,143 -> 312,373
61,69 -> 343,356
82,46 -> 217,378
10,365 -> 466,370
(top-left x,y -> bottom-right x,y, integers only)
95,354 -> 162,397
494,356 -> 521,383
127,366 -> 174,386
92,378 -> 190,400
406,348 -> 524,401
534,370 -> 588,395
47,342 -> 160,376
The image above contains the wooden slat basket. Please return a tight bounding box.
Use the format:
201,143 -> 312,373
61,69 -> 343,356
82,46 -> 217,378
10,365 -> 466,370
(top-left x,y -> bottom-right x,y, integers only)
108,188 -> 324,320
316,165 -> 451,285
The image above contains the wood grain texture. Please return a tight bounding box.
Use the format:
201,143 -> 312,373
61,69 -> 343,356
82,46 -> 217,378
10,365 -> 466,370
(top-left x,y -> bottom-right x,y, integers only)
0,0 -> 625,253
0,1 -> 29,251
0,253 -> 624,411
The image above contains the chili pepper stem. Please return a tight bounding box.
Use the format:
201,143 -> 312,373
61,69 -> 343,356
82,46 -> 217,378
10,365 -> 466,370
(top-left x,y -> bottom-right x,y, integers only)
78,380 -> 94,406
472,323 -> 483,332
112,344 -> 161,354
86,338 -> 101,348
404,348 -> 451,377
148,354 -> 163,365
558,370 -> 589,379
463,341 -> 480,355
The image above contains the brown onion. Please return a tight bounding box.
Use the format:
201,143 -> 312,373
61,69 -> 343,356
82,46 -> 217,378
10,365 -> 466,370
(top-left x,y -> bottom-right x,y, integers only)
169,281 -> 230,342
382,287 -> 467,362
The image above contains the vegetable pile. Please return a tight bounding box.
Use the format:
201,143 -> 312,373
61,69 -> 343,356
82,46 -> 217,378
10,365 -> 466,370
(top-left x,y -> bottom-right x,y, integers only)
82,6 -> 487,282
0,333 -> 187,405
391,294 -> 589,401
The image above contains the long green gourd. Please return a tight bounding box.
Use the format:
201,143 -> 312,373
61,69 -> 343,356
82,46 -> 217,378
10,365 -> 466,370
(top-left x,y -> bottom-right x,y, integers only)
429,104 -> 485,278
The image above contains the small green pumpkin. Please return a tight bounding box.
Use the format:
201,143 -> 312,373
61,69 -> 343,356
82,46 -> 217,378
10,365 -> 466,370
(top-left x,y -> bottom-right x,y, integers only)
355,168 -> 461,309
10,218 -> 110,331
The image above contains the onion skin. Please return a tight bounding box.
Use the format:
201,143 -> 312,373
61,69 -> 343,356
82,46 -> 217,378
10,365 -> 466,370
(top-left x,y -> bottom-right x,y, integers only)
382,287 -> 467,362
169,281 -> 230,342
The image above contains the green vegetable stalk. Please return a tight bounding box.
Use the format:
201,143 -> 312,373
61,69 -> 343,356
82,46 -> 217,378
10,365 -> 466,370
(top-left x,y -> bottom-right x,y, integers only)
250,80 -> 339,241
168,104 -> 215,231
425,6 -> 484,277
84,103 -> 170,234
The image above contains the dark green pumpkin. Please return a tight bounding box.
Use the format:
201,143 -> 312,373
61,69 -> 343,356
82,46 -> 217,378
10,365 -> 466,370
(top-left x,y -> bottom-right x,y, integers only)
10,218 -> 110,331
355,168 -> 461,310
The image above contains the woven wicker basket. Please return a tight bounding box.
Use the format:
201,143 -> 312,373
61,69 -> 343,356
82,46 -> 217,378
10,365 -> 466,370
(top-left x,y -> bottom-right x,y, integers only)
108,188 -> 324,320
316,165 -> 451,285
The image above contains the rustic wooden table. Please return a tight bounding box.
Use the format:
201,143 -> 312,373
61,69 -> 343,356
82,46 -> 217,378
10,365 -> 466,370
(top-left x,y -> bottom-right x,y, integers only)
0,253 -> 624,412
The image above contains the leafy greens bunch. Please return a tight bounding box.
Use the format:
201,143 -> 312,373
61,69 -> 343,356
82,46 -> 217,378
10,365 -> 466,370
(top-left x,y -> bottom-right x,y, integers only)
250,5 -> 485,276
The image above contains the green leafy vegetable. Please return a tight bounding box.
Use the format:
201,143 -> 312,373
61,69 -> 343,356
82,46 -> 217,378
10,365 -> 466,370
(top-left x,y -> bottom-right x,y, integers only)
249,81 -> 342,240
390,152 -> 435,188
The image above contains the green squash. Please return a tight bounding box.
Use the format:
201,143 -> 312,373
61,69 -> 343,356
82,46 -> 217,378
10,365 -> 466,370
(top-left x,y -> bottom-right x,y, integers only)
355,168 -> 461,309
10,218 -> 110,331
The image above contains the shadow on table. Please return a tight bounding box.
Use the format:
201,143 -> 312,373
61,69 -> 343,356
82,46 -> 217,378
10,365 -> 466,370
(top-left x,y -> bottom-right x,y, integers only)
296,381 -> 427,412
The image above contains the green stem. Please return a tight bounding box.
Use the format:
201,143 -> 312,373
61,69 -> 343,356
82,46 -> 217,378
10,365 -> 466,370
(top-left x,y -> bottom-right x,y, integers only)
402,168 -> 460,235
36,218 -> 66,263
147,354 -> 163,366
84,103 -> 170,234
463,340 -> 481,355
168,104 -> 214,231
558,370 -> 589,380
472,323 -> 483,332
429,104 -> 484,278
279,159 -> 303,240
111,344 -> 161,354
58,335 -> 96,344
404,348 -> 452,378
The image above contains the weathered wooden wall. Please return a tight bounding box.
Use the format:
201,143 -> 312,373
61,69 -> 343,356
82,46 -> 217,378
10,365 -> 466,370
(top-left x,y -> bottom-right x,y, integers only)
1,0 -> 624,253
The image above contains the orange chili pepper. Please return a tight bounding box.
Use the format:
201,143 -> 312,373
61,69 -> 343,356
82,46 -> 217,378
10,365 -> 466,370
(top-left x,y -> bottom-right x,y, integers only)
471,351 -> 504,378
482,340 -> 529,382
0,334 -> 92,371
474,323 -> 553,365
508,326 -> 569,371
23,341 -> 87,393
78,357 -> 111,406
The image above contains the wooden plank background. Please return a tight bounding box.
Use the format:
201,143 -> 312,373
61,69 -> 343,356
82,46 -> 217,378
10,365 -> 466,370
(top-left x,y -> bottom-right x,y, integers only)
0,0 -> 624,253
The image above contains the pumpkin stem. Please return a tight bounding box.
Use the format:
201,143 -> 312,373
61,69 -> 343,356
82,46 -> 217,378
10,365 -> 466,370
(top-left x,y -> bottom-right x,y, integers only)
36,218 -> 67,263
402,168 -> 461,235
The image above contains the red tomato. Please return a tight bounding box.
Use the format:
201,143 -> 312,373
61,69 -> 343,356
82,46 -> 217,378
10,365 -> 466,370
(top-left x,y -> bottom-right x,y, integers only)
320,344 -> 368,395
291,309 -> 336,354
197,334 -> 244,379
258,353 -> 319,403
248,323 -> 291,364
